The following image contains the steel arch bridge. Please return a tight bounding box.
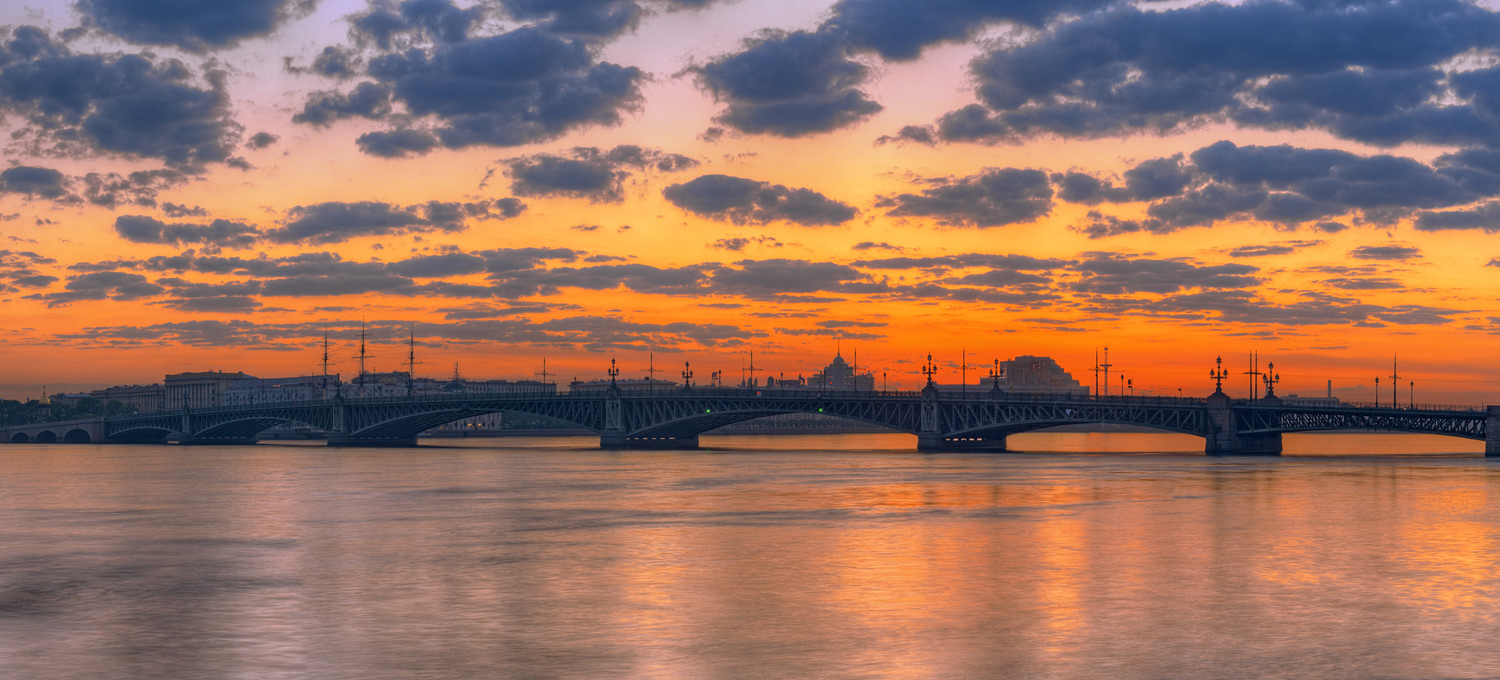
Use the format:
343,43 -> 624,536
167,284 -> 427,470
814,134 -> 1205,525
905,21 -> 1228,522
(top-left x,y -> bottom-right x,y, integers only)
6,386 -> 1498,455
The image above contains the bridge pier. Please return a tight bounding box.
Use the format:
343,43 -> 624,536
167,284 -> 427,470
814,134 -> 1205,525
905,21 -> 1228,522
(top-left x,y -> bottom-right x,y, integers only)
1205,391 -> 1281,456
1486,406 -> 1500,458
918,433 -> 1009,453
600,433 -> 700,450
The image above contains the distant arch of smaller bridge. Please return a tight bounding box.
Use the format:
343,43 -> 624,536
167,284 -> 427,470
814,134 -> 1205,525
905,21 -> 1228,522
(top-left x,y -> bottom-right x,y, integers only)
34,430 -> 57,443
63,429 -> 92,443
106,426 -> 178,443
10,432 -> 29,443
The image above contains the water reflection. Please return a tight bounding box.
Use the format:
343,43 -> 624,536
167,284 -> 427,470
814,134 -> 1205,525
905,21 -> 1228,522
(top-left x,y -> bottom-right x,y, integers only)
0,434 -> 1498,679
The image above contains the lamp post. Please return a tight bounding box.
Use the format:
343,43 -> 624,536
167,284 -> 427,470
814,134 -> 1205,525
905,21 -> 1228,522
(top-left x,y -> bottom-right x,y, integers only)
1210,356 -> 1229,394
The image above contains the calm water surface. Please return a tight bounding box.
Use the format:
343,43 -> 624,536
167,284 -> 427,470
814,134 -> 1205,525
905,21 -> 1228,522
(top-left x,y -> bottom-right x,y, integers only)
1,432 -> 1498,679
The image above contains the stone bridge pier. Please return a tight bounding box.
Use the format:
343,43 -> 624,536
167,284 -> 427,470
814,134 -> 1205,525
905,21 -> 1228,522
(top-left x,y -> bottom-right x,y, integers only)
1486,406 -> 1500,457
1206,391 -> 1282,456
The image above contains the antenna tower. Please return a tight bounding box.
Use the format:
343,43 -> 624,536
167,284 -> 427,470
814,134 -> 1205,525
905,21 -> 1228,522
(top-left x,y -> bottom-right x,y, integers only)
1389,354 -> 1401,408
1096,346 -> 1113,397
321,329 -> 332,400
536,358 -> 554,388
644,351 -> 661,391
406,325 -> 422,397
1242,351 -> 1262,402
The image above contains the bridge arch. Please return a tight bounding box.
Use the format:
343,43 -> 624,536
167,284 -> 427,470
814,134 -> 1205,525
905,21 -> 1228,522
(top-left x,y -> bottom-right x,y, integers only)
106,426 -> 177,443
10,432 -> 29,443
947,420 -> 1208,441
189,416 -> 324,441
63,429 -> 92,443
34,430 -> 58,443
628,409 -> 912,440
347,407 -> 598,441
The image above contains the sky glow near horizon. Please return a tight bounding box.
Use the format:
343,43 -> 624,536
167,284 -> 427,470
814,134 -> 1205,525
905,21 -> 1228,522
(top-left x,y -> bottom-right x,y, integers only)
0,0 -> 1498,402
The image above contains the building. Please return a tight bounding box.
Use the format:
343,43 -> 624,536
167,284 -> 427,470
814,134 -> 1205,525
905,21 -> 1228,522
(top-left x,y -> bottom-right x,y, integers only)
165,371 -> 254,410
92,384 -> 166,413
935,355 -> 1089,396
346,371 -> 421,399
48,392 -> 91,408
765,352 -> 875,391
457,379 -> 556,396
222,375 -> 341,406
568,378 -> 677,393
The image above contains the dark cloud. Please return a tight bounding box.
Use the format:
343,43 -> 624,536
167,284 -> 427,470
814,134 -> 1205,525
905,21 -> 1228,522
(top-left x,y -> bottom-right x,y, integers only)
878,168 -> 1052,227
161,202 -> 208,217
1069,253 -> 1260,295
0,249 -> 58,293
57,315 -> 761,352
695,0 -> 1121,138
1070,212 -> 1168,240
694,30 -> 881,137
246,132 -> 279,149
709,259 -> 867,298
825,0 -> 1116,61
1084,288 -> 1466,328
663,174 -> 857,226
0,166 -> 69,199
1227,241 -> 1323,258
1349,245 -> 1421,261
1123,156 -> 1192,202
712,238 -> 751,251
75,0 -> 313,52
1052,172 -> 1131,204
497,0 -> 685,39
264,201 -> 465,244
113,215 -> 262,248
356,128 -> 441,158
494,197 -> 527,218
307,46 -> 360,78
0,26 -> 239,166
12,273 -> 58,287
941,1 -> 1500,148
853,253 -> 1070,272
387,252 -> 488,277
293,82 -> 393,126
875,125 -> 937,146
79,168 -> 196,209
505,145 -> 697,202
351,0 -> 486,48
358,27 -> 643,154
1320,277 -> 1404,291
26,271 -> 164,307
851,241 -> 903,252
1072,141 -> 1496,232
1414,201 -> 1500,232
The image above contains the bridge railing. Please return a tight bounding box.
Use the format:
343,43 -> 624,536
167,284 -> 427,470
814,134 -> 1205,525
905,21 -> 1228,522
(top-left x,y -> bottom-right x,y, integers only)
1274,400 -> 1487,413
103,387 -> 1490,423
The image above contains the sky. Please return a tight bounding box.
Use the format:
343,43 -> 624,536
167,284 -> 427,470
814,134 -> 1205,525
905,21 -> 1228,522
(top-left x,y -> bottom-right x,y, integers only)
0,0 -> 1497,403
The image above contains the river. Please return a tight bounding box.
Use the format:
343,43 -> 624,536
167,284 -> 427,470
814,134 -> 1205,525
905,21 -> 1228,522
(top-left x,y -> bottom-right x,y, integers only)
1,432 -> 1496,679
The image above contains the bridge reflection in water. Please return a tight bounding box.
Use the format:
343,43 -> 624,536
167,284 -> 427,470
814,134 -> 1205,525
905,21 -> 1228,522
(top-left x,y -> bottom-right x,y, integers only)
6,384 -> 1498,456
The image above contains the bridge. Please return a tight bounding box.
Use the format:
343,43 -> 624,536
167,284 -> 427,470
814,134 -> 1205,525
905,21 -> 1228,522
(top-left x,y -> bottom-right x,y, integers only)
5,382 -> 1498,456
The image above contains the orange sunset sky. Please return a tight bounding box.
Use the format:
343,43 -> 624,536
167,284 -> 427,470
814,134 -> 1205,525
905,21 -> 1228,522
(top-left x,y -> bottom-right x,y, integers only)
0,0 -> 1498,403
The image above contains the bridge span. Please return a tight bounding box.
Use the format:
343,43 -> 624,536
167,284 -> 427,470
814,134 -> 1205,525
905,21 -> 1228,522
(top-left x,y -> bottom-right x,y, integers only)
5,384 -> 1498,456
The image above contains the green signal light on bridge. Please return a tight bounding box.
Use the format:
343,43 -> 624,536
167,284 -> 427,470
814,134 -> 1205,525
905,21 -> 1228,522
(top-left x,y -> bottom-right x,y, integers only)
706,409 -> 711,413
818,408 -> 823,412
